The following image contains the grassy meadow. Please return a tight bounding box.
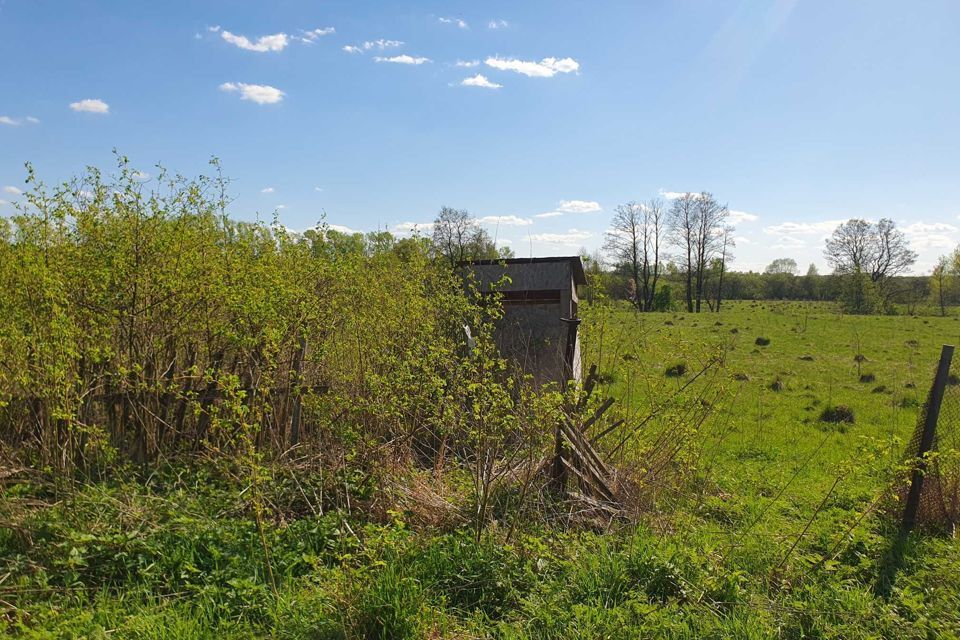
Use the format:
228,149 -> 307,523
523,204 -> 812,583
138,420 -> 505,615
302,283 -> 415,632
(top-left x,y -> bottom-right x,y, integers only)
3,300 -> 960,639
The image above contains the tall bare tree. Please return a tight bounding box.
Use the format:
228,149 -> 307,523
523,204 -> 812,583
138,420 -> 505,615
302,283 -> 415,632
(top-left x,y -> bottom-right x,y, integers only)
692,193 -> 728,312
431,206 -> 503,267
668,193 -> 699,312
714,225 -> 735,312
604,198 -> 664,311
824,218 -> 917,301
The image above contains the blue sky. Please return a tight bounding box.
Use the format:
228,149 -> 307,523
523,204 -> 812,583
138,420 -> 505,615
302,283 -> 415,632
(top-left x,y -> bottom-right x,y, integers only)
2,0 -> 959,272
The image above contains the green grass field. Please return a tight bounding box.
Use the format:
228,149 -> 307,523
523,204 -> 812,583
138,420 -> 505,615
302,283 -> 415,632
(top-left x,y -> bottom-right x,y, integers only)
3,301 -> 960,639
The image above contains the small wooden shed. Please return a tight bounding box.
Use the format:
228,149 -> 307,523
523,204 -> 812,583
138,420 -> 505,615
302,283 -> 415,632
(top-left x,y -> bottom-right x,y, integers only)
459,256 -> 587,386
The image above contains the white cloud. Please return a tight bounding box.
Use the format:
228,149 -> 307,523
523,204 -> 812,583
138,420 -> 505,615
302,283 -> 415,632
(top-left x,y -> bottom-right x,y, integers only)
479,215 -> 532,226
534,200 -> 601,219
374,54 -> 431,65
903,222 -> 958,234
659,189 -> 697,200
300,27 -> 335,43
461,74 -> 502,89
133,171 -> 150,181
531,229 -> 593,245
764,220 -> 843,236
488,19 -> 509,29
328,224 -> 357,234
728,209 -> 759,224
455,60 -> 480,68
902,222 -> 959,250
0,115 -> 37,126
3,185 -> 22,195
0,199 -> 7,207
763,219 -> 843,250
485,56 -> 579,78
344,39 -> 404,54
26,116 -> 40,124
221,30 -> 289,52
208,25 -> 221,33
69,98 -> 109,114
558,199 -> 601,214
439,17 -> 468,29
276,204 -> 287,210
314,186 -> 324,192
261,187 -> 275,194
734,235 -> 754,245
219,82 -> 285,104
393,221 -> 434,234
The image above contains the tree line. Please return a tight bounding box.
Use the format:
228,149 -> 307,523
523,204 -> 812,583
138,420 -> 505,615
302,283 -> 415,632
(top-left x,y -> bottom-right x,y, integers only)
595,205 -> 946,315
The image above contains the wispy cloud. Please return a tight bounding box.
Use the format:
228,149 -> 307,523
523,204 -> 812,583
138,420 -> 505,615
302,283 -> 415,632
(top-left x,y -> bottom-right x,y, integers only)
763,219 -> 843,250
488,19 -> 509,29
438,17 -> 468,29
485,56 -> 579,78
374,54 -> 431,65
221,30 -> 289,53
728,209 -> 759,224
70,98 -> 109,114
393,221 -> 435,234
1,115 -> 40,126
219,82 -> 285,104
454,60 -> 480,68
344,39 -> 404,54
461,74 -> 502,89
479,215 -> 532,226
534,200 -> 601,219
300,27 -> 335,43
557,199 -> 601,214
261,187 -> 275,194
531,229 -> 593,246
3,186 -> 23,195
328,224 -> 357,234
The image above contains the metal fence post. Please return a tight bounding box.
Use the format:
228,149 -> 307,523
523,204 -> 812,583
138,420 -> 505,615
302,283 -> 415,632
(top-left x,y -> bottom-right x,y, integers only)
902,344 -> 954,533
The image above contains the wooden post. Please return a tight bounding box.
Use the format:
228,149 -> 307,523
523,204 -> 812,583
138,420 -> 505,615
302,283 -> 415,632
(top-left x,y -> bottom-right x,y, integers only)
551,318 -> 581,494
902,344 -> 954,533
289,336 -> 307,448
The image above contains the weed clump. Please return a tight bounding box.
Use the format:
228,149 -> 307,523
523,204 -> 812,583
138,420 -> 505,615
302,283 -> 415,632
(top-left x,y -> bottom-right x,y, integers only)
872,385 -> 888,394
755,337 -> 770,346
730,328 -> 739,334
820,405 -> 855,424
949,374 -> 960,386
665,362 -> 687,377
859,373 -> 876,383
769,378 -> 784,392
900,397 -> 920,409
799,355 -> 815,361
732,372 -> 750,381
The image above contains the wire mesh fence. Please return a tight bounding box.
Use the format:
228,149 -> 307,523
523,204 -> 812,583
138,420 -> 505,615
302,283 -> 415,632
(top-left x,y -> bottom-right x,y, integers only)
901,345 -> 960,532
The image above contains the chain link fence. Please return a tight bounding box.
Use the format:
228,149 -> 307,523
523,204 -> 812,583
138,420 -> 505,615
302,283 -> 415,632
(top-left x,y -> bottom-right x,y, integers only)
901,345 -> 960,532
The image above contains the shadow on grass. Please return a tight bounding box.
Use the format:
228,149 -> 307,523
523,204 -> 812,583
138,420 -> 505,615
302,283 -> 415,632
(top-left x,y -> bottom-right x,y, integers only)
874,528 -> 917,598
